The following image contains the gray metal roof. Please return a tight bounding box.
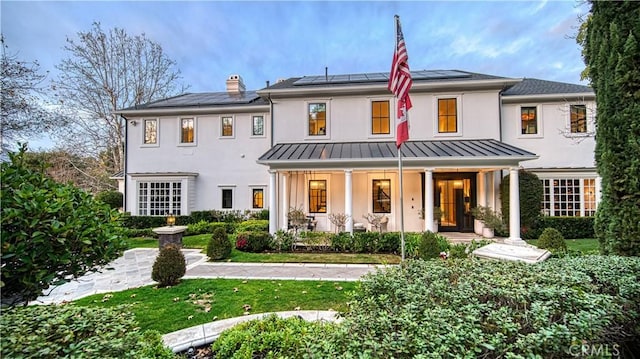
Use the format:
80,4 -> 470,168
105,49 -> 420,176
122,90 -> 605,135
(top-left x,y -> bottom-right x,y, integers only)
120,91 -> 268,111
502,78 -> 593,96
258,139 -> 537,169
265,70 -> 508,90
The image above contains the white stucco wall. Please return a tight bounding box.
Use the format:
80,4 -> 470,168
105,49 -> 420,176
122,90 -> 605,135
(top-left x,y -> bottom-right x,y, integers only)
125,110 -> 271,214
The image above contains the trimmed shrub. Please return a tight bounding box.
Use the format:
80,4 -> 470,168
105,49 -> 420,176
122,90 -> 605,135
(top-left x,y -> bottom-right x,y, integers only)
353,231 -> 382,253
537,227 -> 567,254
326,256 -> 640,358
248,209 -> 269,220
379,232 -> 400,253
330,232 -> 352,252
417,231 -> 446,259
126,228 -> 157,238
236,219 -> 269,232
151,244 -> 186,287
270,229 -> 294,252
235,231 -> 271,252
211,314 -> 336,358
0,304 -> 174,358
207,227 -> 232,260
95,190 -> 123,209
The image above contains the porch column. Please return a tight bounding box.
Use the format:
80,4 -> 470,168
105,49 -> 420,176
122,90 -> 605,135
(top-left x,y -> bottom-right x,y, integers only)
477,171 -> 486,207
344,169 -> 353,234
269,170 -> 277,235
424,168 -> 434,232
505,167 -> 526,245
281,172 -> 288,231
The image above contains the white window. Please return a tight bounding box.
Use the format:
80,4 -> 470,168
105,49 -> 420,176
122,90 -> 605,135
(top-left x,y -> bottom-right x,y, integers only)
306,100 -> 330,139
252,115 -> 264,137
138,181 -> 182,216
252,188 -> 264,209
143,119 -> 158,145
221,116 -> 234,138
542,178 -> 597,217
433,95 -> 462,137
180,117 -> 195,145
222,188 -> 233,209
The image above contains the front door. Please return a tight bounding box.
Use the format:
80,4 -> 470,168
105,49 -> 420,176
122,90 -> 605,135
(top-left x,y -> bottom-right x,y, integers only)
434,173 -> 476,232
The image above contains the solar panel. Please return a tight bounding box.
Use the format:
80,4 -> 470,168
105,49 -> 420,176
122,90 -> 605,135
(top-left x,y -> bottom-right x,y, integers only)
147,91 -> 260,108
292,70 -> 471,86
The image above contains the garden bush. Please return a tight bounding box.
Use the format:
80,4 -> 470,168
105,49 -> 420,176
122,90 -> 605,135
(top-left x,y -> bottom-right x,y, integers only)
125,228 -> 157,238
0,304 -> 173,358
379,232 -> 400,253
270,229 -> 294,252
95,190 -> 123,209
417,231 -> 447,259
236,219 -> 269,232
1,147 -> 127,304
322,256 -> 640,358
186,220 -> 215,236
211,314 -> 336,358
235,231 -> 271,252
537,227 -> 567,254
352,231 -> 382,253
207,227 -> 232,260
151,244 -> 186,287
330,232 -> 352,252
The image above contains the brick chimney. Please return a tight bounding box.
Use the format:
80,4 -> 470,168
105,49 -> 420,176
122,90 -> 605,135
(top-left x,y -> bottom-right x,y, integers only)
226,74 -> 245,94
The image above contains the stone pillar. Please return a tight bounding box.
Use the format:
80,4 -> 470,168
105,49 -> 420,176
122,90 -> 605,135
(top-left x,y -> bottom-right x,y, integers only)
505,167 -> 526,246
344,169 -> 353,234
269,170 -> 277,235
425,168 -> 434,232
281,172 -> 288,231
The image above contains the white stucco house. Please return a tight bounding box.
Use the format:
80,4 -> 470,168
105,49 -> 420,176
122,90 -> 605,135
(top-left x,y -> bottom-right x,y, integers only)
116,70 -> 597,244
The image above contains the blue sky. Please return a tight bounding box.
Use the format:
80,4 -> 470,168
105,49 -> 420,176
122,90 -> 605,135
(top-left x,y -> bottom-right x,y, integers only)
2,0 -> 590,95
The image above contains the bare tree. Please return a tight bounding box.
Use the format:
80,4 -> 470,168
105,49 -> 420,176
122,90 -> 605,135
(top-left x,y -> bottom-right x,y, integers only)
53,22 -> 187,173
0,35 -> 66,154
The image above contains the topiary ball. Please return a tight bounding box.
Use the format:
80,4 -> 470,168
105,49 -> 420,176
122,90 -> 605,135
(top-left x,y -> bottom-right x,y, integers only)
151,244 -> 186,287
207,227 -> 232,260
537,227 -> 567,254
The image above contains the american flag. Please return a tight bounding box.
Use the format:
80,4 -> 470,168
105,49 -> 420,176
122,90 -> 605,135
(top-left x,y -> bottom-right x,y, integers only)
388,15 -> 412,148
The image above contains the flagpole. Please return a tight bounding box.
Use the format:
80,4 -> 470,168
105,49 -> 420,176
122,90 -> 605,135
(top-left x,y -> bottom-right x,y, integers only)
398,130 -> 406,262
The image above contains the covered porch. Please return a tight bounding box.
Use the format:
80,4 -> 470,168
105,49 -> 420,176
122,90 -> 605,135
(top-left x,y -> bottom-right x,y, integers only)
258,139 -> 537,245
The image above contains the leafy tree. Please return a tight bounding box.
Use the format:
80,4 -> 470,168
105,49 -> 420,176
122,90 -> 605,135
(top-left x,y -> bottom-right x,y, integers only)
500,170 -> 543,237
1,145 -> 127,305
582,1 -> 640,255
53,22 -> 187,175
0,35 -> 67,153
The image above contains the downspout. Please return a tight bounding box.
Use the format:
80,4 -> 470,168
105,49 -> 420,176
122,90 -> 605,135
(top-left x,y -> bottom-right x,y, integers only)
121,114 -> 130,213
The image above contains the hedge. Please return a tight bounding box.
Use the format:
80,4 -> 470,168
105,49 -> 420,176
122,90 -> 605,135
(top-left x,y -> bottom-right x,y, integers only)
525,216 -> 595,239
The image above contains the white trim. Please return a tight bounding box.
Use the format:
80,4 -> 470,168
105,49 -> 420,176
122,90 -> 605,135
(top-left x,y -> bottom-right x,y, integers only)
517,105 -> 544,139
141,118 -> 160,147
250,114 -> 266,138
367,97 -> 394,139
433,94 -> 463,137
178,117 -> 197,146
220,115 -> 235,139
304,100 -> 331,140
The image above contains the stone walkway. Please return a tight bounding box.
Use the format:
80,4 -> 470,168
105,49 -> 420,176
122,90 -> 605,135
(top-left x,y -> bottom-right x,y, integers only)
33,248 -> 389,305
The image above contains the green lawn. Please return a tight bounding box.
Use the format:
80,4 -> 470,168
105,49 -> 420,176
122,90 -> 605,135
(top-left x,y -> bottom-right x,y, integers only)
73,278 -> 356,334
126,234 -> 401,264
526,238 -> 600,253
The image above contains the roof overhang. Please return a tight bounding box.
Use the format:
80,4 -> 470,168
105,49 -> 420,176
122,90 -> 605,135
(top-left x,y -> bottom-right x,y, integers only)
258,139 -> 538,171
128,172 -> 199,178
501,92 -> 595,104
115,104 -> 269,117
258,78 -> 521,98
